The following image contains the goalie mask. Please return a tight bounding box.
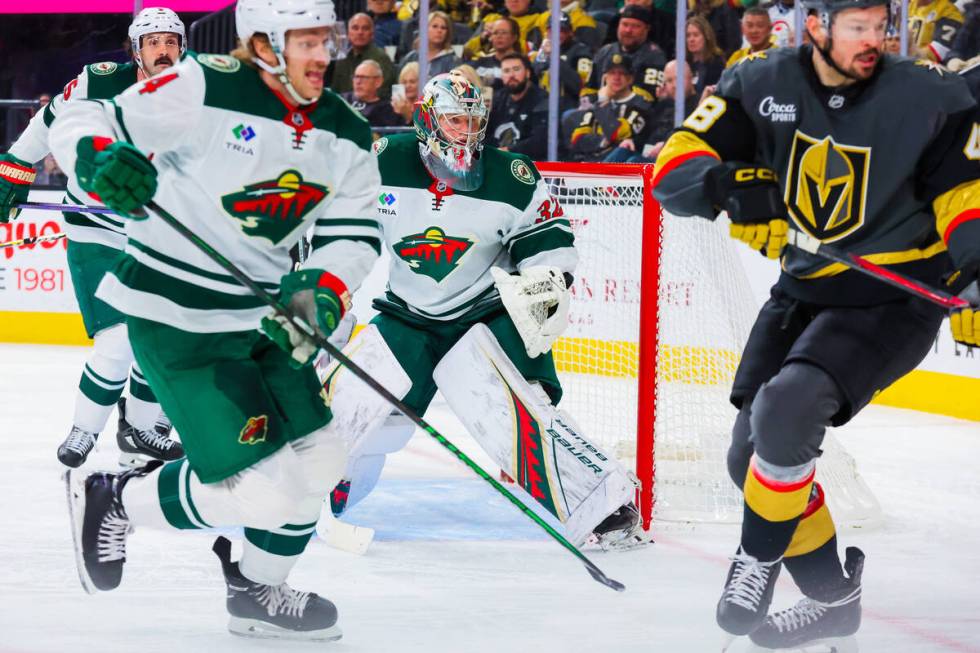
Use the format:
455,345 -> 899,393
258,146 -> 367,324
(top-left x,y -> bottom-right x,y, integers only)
413,72 -> 489,191
236,0 -> 338,106
129,7 -> 187,76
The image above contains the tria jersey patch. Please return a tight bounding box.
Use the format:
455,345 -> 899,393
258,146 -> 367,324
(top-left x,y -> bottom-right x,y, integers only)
393,226 -> 474,282
221,170 -> 330,245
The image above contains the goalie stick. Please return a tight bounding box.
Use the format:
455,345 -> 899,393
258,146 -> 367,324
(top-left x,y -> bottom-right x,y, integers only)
140,200 -> 626,592
787,230 -> 969,311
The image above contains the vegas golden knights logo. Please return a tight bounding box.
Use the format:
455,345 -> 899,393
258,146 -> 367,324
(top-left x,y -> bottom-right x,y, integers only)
784,131 -> 871,242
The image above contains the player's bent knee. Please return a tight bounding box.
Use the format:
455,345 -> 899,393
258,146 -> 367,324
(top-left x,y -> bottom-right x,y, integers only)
92,323 -> 135,362
750,362 -> 843,467
222,448 -> 314,528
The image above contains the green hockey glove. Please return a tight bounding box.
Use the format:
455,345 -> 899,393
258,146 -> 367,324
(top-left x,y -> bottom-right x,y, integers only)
705,161 -> 789,260
0,153 -> 37,222
261,268 -> 350,368
75,137 -> 156,218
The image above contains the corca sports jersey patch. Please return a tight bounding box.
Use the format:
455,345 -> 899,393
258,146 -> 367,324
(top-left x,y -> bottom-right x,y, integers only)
221,170 -> 329,244
197,53 -> 241,73
784,132 -> 871,242
511,159 -> 536,185
90,62 -> 118,75
393,226 -> 474,282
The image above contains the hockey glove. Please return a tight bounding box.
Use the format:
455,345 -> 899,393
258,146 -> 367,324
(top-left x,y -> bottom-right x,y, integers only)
0,153 -> 37,222
705,161 -> 789,260
75,137 -> 156,219
950,280 -> 980,347
261,268 -> 351,368
491,265 -> 571,358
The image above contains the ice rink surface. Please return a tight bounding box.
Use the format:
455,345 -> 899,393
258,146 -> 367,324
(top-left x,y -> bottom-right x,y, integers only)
2,343 -> 979,653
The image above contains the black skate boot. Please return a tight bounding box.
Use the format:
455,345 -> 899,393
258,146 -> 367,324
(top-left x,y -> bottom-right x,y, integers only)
116,397 -> 184,466
717,547 -> 783,635
57,426 -> 99,468
212,536 -> 342,641
64,462 -> 161,593
590,502 -> 652,549
749,547 -> 864,651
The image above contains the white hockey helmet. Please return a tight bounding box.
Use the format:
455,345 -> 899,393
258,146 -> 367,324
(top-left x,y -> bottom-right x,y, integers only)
236,0 -> 337,105
129,7 -> 187,73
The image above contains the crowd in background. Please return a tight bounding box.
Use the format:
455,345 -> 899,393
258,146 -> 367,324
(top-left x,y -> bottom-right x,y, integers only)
324,0 -> 980,161
7,0 -> 980,172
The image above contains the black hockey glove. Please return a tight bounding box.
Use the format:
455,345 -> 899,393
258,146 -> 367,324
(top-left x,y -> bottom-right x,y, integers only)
705,161 -> 789,260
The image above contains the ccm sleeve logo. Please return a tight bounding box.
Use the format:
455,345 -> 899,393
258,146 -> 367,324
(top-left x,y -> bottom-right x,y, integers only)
735,168 -> 777,182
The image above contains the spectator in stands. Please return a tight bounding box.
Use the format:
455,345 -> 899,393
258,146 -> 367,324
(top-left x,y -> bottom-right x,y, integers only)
767,0 -> 800,48
726,7 -> 775,66
602,0 -> 678,60
400,11 -> 463,77
946,1 -> 980,70
330,13 -> 396,96
367,0 -> 402,49
343,60 -> 403,127
685,15 -> 724,97
909,0 -> 965,61
689,0 -> 742,56
527,0 -> 600,51
564,53 -> 653,161
608,58 -> 697,163
472,17 -> 522,88
530,13 -> 591,110
464,0 -> 541,58
390,61 -> 419,125
583,6 -> 668,104
487,53 -> 549,158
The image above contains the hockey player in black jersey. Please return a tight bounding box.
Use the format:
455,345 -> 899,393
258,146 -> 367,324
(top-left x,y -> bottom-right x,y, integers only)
652,0 -> 979,647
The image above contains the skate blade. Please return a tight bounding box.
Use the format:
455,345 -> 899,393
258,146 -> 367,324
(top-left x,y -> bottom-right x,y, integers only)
118,452 -> 152,469
316,511 -> 374,555
744,636 -> 858,653
584,528 -> 654,552
228,617 -> 342,642
63,469 -> 97,595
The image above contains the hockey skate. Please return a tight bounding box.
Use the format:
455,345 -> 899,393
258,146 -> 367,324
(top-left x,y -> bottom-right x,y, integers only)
57,426 -> 99,468
588,502 -> 652,550
64,462 -> 160,593
212,536 -> 343,641
717,547 -> 783,635
116,397 -> 184,467
746,548 -> 864,652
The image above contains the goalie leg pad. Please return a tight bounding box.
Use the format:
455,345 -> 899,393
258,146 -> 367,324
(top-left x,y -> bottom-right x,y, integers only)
317,324 -> 412,455
433,323 -> 634,544
341,414 -> 415,513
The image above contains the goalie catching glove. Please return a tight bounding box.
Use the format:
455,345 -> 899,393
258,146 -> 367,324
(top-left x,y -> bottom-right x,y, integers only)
705,161 -> 788,259
75,137 -> 157,218
261,269 -> 352,368
491,266 -> 570,358
0,153 -> 36,222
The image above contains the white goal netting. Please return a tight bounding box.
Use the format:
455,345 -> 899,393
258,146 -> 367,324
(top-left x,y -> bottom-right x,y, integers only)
540,164 -> 881,527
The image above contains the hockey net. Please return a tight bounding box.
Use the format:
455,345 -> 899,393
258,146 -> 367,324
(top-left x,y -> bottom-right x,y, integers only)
536,162 -> 881,530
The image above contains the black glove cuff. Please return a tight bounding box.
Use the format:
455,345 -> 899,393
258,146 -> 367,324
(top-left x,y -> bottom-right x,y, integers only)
704,161 -> 787,224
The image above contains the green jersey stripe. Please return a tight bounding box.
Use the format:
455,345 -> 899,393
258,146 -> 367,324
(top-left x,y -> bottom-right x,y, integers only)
509,230 -> 575,266
128,239 -> 279,291
311,234 -> 381,255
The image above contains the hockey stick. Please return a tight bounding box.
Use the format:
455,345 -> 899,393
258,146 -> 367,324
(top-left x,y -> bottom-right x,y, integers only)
16,201 -> 117,215
0,232 -> 65,249
143,200 -> 626,592
787,230 -> 969,311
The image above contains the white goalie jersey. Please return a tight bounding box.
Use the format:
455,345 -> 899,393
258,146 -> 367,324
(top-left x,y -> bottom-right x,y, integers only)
48,53 -> 382,333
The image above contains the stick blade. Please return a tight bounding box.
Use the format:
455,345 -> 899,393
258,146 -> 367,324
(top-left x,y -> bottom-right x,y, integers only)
585,563 -> 626,592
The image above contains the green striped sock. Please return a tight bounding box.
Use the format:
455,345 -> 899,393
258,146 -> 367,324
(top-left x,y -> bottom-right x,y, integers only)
244,522 -> 317,557
78,363 -> 126,407
157,459 -> 212,530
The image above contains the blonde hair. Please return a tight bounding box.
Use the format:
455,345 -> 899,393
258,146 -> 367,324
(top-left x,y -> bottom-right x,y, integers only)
230,33 -> 271,68
399,60 -> 420,84
428,10 -> 455,50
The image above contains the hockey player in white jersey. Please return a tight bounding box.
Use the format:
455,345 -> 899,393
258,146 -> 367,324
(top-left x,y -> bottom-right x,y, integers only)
298,72 -> 643,551
0,7 -> 188,468
49,0 -> 382,640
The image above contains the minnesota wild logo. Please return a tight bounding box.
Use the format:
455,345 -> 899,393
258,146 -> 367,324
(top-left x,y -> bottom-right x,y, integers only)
221,170 -> 328,244
393,226 -> 473,282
